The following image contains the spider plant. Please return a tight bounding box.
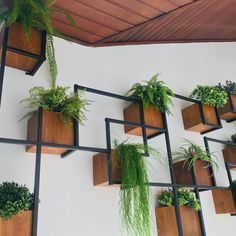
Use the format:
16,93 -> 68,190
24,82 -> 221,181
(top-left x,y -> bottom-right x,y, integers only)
126,74 -> 174,114
0,0 -> 77,87
173,140 -> 218,174
114,140 -> 159,236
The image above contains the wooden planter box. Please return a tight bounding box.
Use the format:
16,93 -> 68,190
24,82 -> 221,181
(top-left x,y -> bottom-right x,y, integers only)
212,189 -> 236,214
218,95 -> 236,121
222,148 -> 236,170
93,151 -> 121,186
2,22 -> 43,73
26,110 -> 74,155
155,206 -> 201,236
0,211 -> 32,236
173,160 -> 213,186
182,104 -> 219,133
123,104 -> 163,138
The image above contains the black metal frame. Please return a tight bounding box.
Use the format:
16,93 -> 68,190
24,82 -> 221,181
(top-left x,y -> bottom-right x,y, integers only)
0,24 -> 46,104
0,84 -> 231,236
203,137 -> 236,215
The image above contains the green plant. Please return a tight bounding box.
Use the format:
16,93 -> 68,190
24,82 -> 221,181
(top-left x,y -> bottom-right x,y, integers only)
217,80 -> 236,96
126,74 -> 174,114
158,188 -> 201,211
114,140 -> 159,236
231,134 -> 236,143
190,85 -> 228,107
0,182 -> 33,219
0,0 -> 77,87
20,86 -> 91,126
173,140 -> 218,174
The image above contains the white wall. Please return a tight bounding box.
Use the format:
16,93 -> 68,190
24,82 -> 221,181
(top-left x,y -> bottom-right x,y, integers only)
0,38 -> 236,236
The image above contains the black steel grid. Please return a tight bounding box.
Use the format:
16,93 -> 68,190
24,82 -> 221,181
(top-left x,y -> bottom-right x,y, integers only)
0,84 -> 233,236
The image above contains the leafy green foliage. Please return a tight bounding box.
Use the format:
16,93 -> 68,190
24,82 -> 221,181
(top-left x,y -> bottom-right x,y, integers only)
158,188 -> 201,211
231,134 -> 236,143
126,74 -> 174,114
173,140 -> 218,174
0,0 -> 77,87
230,180 -> 236,202
114,140 -> 159,236
190,85 -> 228,107
0,182 -> 33,219
21,86 -> 91,126
217,80 -> 236,96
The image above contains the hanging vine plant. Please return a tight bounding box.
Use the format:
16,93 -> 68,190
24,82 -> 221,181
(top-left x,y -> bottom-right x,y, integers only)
114,140 -> 159,236
0,0 -> 77,87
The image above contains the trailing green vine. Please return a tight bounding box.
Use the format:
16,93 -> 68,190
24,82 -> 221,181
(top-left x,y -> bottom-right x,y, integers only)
114,140 -> 159,236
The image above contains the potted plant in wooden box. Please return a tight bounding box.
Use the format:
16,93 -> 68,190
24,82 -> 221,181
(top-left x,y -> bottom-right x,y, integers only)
93,140 -> 159,236
0,182 -> 33,236
124,74 -> 174,138
156,188 -> 201,236
21,86 -> 90,155
222,134 -> 236,170
182,85 -> 227,133
217,80 -> 236,121
0,0 -> 76,73
173,140 -> 218,186
211,180 -> 236,214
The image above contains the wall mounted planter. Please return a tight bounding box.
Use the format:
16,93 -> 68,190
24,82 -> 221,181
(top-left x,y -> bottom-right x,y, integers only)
173,160 -> 213,186
123,104 -> 163,138
211,189 -> 236,214
26,110 -> 74,155
0,211 -> 32,236
155,206 -> 201,236
182,104 -> 220,134
218,95 -> 236,122
222,148 -> 236,170
93,151 -> 120,186
1,22 -> 46,75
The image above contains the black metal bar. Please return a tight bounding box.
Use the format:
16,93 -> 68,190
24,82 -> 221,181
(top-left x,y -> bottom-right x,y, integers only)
74,84 -> 140,103
32,108 -> 43,236
174,93 -> 199,103
162,111 -> 184,236
204,137 -> 236,147
105,118 -> 113,185
203,137 -> 217,186
7,46 -> 42,60
0,25 -> 8,105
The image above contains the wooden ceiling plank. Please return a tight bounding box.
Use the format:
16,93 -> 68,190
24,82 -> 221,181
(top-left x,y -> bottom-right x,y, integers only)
55,0 -> 132,31
52,10 -> 117,37
52,20 -> 102,43
77,0 -> 148,25
138,0 -> 179,12
107,0 -> 162,19
169,0 -> 194,6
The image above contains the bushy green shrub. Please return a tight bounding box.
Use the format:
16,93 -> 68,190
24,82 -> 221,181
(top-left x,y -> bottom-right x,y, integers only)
158,188 -> 201,211
190,85 -> 227,107
173,140 -> 218,173
217,80 -> 236,96
0,182 -> 33,219
114,140 -> 159,236
126,74 -> 174,114
21,86 -> 91,126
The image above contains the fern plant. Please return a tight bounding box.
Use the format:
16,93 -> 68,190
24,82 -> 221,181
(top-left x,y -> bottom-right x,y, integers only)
0,182 -> 34,219
190,85 -> 227,108
158,188 -> 201,211
173,140 -> 218,174
114,140 -> 159,236
0,0 -> 77,87
126,74 -> 174,114
21,86 -> 91,126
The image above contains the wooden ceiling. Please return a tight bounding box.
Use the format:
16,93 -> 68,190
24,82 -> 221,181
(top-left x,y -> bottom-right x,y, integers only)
52,0 -> 236,47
